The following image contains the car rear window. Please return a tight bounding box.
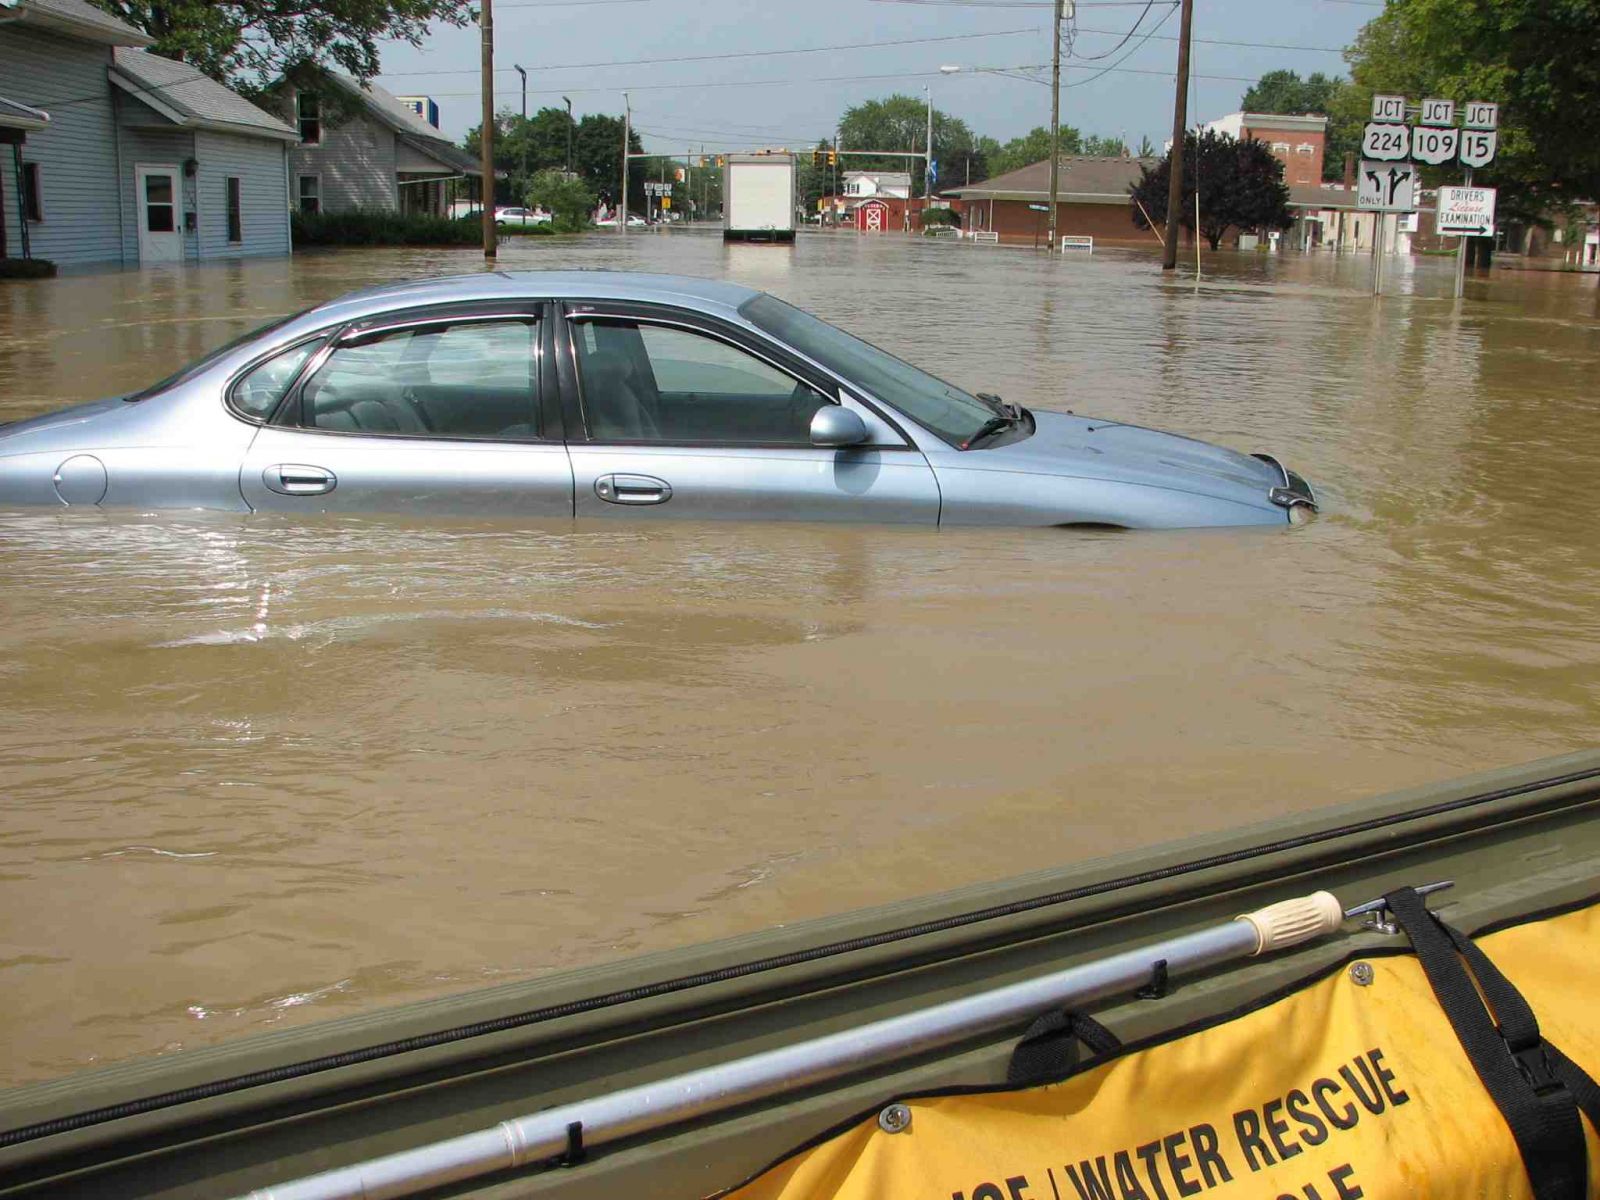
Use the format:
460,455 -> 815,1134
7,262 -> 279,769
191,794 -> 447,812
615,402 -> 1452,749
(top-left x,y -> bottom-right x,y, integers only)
126,309 -> 312,402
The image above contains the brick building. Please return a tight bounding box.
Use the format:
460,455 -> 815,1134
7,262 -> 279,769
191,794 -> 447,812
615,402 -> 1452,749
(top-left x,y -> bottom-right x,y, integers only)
940,155 -> 1159,247
1201,112 -> 1328,187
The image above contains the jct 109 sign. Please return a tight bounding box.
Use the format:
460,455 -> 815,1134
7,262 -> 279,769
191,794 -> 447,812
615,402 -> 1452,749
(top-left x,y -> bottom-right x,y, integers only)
1359,97 -> 1499,168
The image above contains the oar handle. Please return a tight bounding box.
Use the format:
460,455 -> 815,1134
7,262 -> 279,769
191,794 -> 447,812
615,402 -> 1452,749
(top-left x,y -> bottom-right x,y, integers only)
1237,891 -> 1344,955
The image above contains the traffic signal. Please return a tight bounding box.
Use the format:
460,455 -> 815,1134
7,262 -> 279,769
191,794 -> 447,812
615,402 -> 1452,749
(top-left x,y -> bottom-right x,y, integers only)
827,149 -> 837,167
811,149 -> 824,167
716,155 -> 725,167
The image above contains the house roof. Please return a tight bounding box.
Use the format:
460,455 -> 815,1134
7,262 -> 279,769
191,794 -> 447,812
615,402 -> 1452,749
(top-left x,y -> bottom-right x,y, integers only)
313,71 -> 479,176
942,155 -> 1156,203
110,48 -> 298,140
398,132 -> 479,176
0,0 -> 153,45
0,95 -> 51,131
1289,183 -> 1364,211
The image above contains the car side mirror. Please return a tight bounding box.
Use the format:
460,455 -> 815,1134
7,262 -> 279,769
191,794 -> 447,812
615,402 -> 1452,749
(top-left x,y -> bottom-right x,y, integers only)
810,405 -> 869,448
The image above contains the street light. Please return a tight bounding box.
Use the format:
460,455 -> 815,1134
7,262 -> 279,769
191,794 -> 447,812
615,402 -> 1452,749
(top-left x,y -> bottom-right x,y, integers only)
513,64 -> 527,189
563,94 -> 576,176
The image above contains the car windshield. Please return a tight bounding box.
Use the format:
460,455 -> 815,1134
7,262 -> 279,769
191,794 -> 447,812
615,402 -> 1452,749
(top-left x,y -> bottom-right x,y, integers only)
125,309 -> 311,401
738,294 -> 997,446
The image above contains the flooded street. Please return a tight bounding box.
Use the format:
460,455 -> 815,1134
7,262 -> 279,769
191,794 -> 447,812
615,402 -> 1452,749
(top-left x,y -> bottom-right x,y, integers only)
2,231 -> 1598,1087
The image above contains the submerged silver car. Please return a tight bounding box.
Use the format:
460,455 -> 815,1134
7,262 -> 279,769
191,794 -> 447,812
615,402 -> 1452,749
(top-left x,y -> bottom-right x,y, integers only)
0,272 -> 1316,527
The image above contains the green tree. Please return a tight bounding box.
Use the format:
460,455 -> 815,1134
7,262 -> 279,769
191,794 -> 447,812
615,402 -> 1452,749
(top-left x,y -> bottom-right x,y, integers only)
1129,129 -> 1292,250
1239,69 -> 1360,182
1341,0 -> 1600,218
1241,69 -> 1343,116
90,0 -> 470,88
524,169 -> 594,232
837,94 -> 980,195
984,126 -> 1125,177
471,112 -> 642,211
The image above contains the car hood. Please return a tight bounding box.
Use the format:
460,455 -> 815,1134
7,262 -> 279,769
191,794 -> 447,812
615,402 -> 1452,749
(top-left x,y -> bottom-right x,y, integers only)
0,397 -> 130,452
963,408 -> 1284,502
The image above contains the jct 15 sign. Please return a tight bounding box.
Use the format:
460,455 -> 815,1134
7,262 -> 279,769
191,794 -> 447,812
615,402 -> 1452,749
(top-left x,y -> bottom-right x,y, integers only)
1436,186 -> 1497,236
1458,129 -> 1498,168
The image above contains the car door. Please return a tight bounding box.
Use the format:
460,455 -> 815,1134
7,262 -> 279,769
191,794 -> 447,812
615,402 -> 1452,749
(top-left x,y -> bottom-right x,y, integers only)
239,305 -> 573,517
558,303 -> 940,523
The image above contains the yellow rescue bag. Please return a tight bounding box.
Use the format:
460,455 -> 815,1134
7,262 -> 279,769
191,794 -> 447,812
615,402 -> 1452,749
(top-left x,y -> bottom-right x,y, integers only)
723,898 -> 1600,1200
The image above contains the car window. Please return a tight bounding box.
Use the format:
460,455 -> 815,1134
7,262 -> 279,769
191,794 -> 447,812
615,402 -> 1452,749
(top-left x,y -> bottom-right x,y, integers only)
230,339 -> 323,420
298,319 -> 540,440
572,318 -> 827,444
738,293 -> 994,447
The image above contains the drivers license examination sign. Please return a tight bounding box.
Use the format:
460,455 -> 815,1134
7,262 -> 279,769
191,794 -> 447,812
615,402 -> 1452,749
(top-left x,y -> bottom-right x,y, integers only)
1437,186 -> 1497,236
721,900 -> 1600,1200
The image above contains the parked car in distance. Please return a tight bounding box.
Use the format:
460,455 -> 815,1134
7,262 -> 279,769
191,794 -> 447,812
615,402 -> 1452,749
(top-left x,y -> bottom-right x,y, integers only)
0,272 -> 1317,528
495,207 -> 551,226
594,213 -> 647,228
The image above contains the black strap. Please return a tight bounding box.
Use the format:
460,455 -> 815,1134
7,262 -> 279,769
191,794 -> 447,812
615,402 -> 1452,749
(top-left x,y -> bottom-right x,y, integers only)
1385,887 -> 1590,1200
1437,919 -> 1600,1132
1006,1010 -> 1121,1086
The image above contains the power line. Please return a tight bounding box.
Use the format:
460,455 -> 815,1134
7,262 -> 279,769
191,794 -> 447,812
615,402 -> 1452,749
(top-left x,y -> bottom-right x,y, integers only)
1067,0 -> 1166,61
1064,1 -> 1179,84
378,27 -> 1041,79
1074,25 -> 1347,53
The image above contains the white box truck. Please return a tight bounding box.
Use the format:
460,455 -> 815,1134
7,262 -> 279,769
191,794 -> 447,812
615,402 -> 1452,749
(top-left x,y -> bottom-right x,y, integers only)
723,153 -> 796,242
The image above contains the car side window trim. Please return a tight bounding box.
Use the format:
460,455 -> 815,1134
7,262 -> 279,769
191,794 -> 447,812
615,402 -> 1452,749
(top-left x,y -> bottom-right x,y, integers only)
560,302 -> 911,450
269,310 -> 549,443
223,333 -> 330,425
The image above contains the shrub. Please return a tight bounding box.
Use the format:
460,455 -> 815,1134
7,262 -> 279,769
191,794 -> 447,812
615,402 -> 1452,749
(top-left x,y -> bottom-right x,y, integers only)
525,170 -> 597,233
920,206 -> 961,227
0,257 -> 58,280
291,209 -> 484,247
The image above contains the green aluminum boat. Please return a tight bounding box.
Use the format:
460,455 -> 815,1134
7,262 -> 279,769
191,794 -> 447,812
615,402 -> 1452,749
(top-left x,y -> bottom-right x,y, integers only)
2,751 -> 1598,1200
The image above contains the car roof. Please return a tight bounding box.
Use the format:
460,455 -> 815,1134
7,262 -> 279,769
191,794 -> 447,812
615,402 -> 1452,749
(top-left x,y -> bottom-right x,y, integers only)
294,271 -> 766,332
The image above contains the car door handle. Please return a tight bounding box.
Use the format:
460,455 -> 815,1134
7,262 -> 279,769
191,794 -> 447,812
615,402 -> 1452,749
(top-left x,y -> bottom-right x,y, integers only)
594,473 -> 672,505
264,464 -> 337,496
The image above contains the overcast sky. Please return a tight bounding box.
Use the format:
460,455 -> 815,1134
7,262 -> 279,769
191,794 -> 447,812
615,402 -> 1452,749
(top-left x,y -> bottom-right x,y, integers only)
372,0 -> 1377,157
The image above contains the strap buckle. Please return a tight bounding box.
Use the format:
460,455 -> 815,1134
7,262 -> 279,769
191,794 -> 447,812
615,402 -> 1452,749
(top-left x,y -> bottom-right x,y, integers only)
1512,1042 -> 1567,1100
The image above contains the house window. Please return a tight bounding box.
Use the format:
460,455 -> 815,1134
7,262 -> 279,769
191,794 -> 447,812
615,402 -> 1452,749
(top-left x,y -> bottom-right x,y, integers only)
1296,144 -> 1315,155
22,162 -> 43,221
298,175 -> 320,216
226,176 -> 242,242
297,92 -> 321,145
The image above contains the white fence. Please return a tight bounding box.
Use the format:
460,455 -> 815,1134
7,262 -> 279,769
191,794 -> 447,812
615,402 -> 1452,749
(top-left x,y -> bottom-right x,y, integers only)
1060,235 -> 1094,252
968,230 -> 1000,244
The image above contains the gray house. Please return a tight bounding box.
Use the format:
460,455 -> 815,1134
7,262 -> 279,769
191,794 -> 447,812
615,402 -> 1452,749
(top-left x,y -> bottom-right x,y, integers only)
276,70 -> 480,217
0,0 -> 297,268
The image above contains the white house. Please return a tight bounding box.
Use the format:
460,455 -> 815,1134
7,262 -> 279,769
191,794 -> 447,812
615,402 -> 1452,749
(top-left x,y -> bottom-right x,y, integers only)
1,0 -> 298,268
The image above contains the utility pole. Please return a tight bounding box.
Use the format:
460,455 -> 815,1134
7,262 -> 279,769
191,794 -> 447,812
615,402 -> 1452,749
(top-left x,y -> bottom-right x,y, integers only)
924,84 -> 933,210
479,0 -> 495,259
513,64 -> 527,193
1161,0 -> 1194,270
1046,0 -> 1065,254
620,91 -> 629,236
562,96 -> 573,175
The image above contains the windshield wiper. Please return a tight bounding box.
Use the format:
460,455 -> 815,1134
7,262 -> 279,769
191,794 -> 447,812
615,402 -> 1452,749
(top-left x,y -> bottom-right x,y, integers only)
977,391 -> 1022,420
960,414 -> 1018,450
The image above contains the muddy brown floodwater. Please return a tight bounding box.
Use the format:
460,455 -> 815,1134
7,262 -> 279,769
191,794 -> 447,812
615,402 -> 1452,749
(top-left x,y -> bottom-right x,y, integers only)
2,231 -> 1599,1088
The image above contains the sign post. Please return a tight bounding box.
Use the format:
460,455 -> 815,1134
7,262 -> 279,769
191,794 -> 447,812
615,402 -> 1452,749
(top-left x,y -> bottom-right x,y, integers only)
1358,159 -> 1418,296
1451,102 -> 1498,299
